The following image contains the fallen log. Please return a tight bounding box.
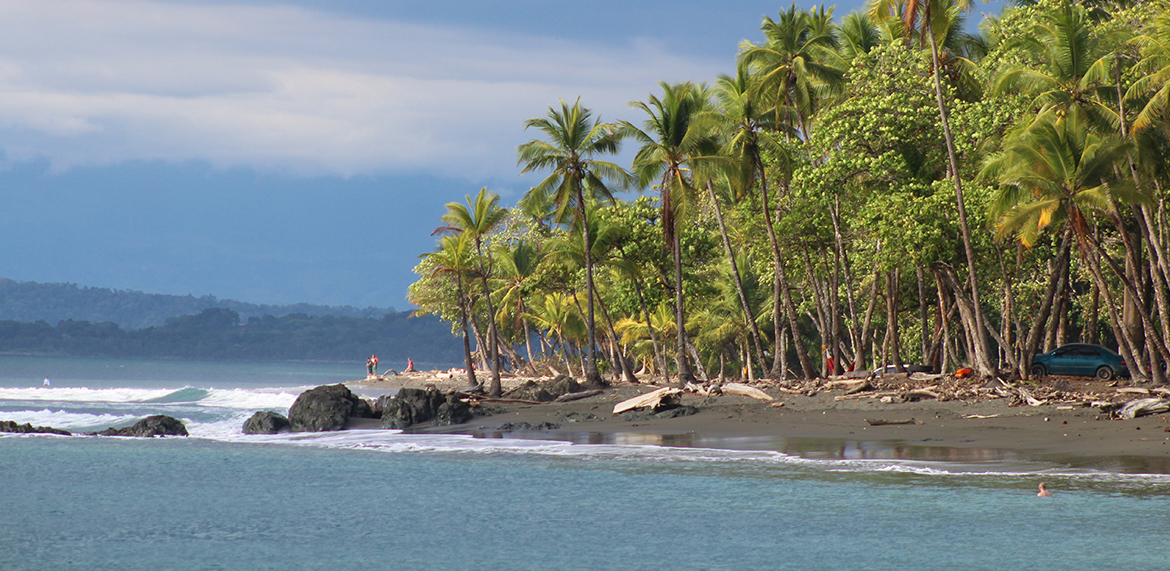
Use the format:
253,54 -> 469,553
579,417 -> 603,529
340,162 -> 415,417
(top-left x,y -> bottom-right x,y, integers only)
554,389 -> 604,403
864,418 -> 923,426
905,389 -> 940,400
451,390 -> 544,405
612,387 -> 682,415
1118,398 -> 1170,420
1117,387 -> 1151,395
721,382 -> 774,402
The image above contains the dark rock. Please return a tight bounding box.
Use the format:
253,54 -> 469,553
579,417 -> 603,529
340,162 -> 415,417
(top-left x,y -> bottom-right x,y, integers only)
381,387 -> 472,429
94,415 -> 188,437
0,420 -> 71,436
496,421 -> 561,431
503,375 -> 580,402
619,405 -> 699,422
242,411 -> 291,434
288,384 -> 373,432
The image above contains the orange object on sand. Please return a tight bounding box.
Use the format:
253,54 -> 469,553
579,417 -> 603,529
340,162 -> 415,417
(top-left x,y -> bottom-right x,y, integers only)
955,368 -> 973,378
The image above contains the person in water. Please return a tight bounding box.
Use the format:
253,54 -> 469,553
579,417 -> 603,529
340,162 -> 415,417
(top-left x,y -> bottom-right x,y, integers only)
1037,482 -> 1053,497
43,378 -> 50,387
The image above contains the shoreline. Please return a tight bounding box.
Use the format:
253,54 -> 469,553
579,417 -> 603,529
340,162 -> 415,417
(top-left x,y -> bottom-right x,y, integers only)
347,372 -> 1170,475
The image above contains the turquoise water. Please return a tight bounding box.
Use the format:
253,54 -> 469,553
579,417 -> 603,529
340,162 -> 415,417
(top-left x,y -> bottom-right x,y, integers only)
2,356 -> 1169,570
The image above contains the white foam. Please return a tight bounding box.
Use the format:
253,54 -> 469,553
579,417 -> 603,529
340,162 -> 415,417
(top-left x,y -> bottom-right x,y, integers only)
2,408 -> 142,431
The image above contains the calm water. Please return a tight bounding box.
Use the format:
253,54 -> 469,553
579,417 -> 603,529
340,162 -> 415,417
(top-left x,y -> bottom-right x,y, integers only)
2,355 -> 1168,570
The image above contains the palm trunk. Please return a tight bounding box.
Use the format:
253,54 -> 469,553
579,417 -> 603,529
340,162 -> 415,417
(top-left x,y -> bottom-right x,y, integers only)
706,180 -> 768,376
455,274 -> 477,388
630,272 -> 668,385
926,22 -> 994,377
576,193 -> 606,388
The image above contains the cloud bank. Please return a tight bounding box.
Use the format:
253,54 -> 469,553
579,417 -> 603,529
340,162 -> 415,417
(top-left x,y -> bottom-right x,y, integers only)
0,0 -> 723,178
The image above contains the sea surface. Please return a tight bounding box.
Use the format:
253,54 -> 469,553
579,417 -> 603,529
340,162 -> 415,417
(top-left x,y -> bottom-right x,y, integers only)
2,355 -> 1169,570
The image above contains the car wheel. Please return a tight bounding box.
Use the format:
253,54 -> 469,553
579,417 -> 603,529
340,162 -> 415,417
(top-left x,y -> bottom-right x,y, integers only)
1030,364 -> 1046,378
1095,366 -> 1114,381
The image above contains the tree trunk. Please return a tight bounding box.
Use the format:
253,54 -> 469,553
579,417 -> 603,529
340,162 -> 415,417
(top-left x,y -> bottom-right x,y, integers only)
706,180 -> 768,376
926,21 -> 993,377
455,274 -> 478,388
576,193 -> 606,388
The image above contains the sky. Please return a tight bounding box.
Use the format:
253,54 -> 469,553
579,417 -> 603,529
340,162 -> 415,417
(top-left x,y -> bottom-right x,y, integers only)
0,0 -> 999,310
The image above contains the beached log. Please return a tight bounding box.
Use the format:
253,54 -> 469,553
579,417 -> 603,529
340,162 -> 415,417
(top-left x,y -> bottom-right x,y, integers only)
554,389 -> 604,403
451,391 -> 544,405
830,379 -> 869,391
612,387 -> 682,415
1118,398 -> 1170,420
962,414 -> 1000,419
905,389 -> 940,400
721,383 -> 774,402
1116,387 -> 1151,395
864,418 -> 923,426
1018,388 -> 1048,407
684,382 -> 719,397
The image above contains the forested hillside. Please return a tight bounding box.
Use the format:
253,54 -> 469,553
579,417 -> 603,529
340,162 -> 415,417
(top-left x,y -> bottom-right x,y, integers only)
0,308 -> 462,365
0,278 -> 395,329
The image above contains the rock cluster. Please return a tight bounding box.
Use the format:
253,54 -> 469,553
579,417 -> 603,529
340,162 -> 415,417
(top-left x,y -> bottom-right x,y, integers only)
93,415 -> 188,437
242,411 -> 291,434
503,375 -> 579,402
0,420 -> 71,435
288,384 -> 375,431
381,387 -> 472,429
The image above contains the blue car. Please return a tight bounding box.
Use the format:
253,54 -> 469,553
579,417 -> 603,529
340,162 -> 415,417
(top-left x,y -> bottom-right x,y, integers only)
1030,343 -> 1129,380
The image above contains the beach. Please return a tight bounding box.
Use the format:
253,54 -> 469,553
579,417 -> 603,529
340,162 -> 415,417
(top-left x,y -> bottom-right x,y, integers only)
349,371 -> 1170,473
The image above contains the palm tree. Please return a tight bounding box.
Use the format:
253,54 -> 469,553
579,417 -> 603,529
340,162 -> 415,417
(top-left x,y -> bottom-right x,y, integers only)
993,1 -> 1119,133
525,291 -> 586,377
1128,7 -> 1170,132
621,82 -> 721,384
493,239 -> 545,367
700,64 -> 814,379
423,233 -> 480,388
868,0 -> 995,377
739,4 -> 844,139
517,100 -> 627,388
982,108 -> 1167,377
439,188 -> 507,396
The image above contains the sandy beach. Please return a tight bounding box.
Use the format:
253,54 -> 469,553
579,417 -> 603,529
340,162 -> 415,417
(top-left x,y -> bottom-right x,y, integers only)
347,371 -> 1170,473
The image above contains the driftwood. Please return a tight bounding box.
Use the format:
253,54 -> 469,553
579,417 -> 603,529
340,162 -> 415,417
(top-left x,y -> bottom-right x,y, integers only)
554,389 -> 604,403
1118,398 -> 1170,420
1117,387 -> 1151,395
864,418 -> 923,426
612,387 -> 682,415
451,390 -> 543,405
1018,387 -> 1048,407
905,389 -> 941,400
721,383 -> 774,402
684,382 -> 719,397
963,413 -> 1000,419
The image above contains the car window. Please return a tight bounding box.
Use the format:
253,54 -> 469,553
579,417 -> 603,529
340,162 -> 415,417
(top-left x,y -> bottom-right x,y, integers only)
1075,347 -> 1100,356
1053,347 -> 1076,356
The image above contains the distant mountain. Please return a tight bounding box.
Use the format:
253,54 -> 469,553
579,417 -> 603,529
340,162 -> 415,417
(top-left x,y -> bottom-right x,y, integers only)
0,278 -> 397,329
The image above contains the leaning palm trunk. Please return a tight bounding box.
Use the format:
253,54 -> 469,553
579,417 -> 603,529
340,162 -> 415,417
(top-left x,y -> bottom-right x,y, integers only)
630,271 -> 668,384
706,181 -> 768,376
576,193 -> 606,388
925,22 -> 995,377
762,179 -> 814,379
456,274 -> 478,388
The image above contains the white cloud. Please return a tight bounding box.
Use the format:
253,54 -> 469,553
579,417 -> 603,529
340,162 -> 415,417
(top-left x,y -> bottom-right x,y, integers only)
0,0 -> 723,179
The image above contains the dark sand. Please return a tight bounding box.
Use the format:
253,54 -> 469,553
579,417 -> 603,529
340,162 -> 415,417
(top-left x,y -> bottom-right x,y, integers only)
347,372 -> 1170,474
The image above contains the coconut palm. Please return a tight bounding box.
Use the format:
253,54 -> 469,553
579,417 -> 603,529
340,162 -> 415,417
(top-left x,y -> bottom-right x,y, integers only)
1128,7 -> 1170,132
993,1 -> 1119,133
439,188 -> 507,396
524,291 -> 586,377
423,233 -> 480,388
621,82 -> 721,384
739,4 -> 843,139
493,239 -> 545,366
517,100 -> 627,388
982,108 -> 1167,376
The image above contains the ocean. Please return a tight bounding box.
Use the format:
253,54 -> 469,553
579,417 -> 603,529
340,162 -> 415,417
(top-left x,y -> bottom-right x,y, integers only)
2,355 -> 1168,570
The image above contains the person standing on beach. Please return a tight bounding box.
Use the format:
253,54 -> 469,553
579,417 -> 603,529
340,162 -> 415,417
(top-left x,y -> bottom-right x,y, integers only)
366,356 -> 374,377
1037,482 -> 1053,497
372,354 -> 379,376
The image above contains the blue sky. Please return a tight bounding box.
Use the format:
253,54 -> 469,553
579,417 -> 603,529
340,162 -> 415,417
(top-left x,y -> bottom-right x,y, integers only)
0,0 -> 999,309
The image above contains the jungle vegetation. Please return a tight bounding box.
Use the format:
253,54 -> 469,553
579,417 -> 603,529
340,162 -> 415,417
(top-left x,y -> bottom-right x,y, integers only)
409,0 -> 1170,395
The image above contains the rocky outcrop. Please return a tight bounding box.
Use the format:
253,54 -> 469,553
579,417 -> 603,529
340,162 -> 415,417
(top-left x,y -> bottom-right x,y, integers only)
94,415 -> 188,437
288,384 -> 374,432
242,411 -> 291,434
0,420 -> 71,436
381,387 -> 472,429
503,375 -> 580,402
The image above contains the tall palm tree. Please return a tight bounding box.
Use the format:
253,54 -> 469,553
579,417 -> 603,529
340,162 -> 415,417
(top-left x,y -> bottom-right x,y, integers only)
621,82 -> 721,384
699,66 -> 807,379
868,0 -> 995,376
739,4 -> 843,139
993,1 -> 1118,132
517,100 -> 627,388
493,239 -> 545,366
1128,7 -> 1170,132
439,188 -> 507,396
982,108 -> 1166,376
423,233 -> 480,388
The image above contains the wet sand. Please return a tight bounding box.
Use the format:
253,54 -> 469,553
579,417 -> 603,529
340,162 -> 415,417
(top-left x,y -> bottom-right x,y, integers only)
347,372 -> 1170,474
